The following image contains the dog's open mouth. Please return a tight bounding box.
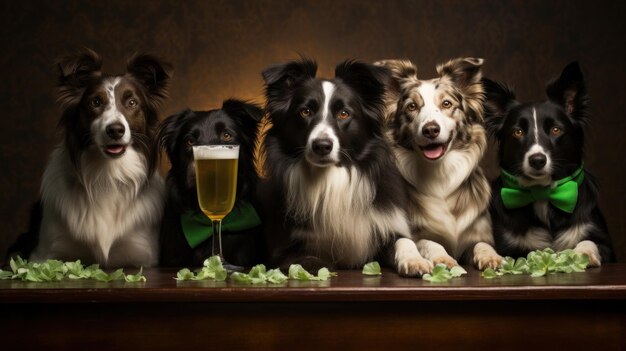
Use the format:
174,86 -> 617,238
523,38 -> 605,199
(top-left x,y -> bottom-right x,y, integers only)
103,144 -> 128,157
419,142 -> 449,161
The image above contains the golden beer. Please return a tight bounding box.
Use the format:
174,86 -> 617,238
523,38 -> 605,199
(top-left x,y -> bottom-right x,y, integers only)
193,146 -> 239,220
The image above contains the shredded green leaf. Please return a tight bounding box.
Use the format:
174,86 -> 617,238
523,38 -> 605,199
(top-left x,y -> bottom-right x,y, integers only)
288,264 -> 337,281
362,261 -> 382,275
0,269 -> 13,280
228,264 -> 288,284
124,267 -> 147,283
1,257 -> 146,282
174,255 -> 227,281
481,267 -> 502,279
449,265 -> 467,277
482,248 -> 590,279
423,264 -> 467,282
266,268 -> 289,284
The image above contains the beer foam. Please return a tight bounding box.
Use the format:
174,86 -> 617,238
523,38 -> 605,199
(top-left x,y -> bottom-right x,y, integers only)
193,145 -> 240,159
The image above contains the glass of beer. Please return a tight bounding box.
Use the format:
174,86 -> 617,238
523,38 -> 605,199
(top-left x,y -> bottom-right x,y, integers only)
193,144 -> 242,271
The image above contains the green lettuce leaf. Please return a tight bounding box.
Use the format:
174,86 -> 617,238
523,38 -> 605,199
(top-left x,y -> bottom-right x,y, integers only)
362,261 -> 382,275
422,264 -> 453,282
481,267 -> 502,279
0,269 -> 13,280
124,267 -> 147,283
175,268 -> 196,281
175,255 -> 228,281
1,256 -> 147,282
449,266 -> 468,278
265,268 -> 288,284
288,264 -> 336,281
482,248 -> 590,279
422,264 -> 466,282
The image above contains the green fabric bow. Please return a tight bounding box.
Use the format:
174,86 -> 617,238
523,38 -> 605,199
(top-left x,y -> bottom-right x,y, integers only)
500,165 -> 584,214
181,200 -> 262,249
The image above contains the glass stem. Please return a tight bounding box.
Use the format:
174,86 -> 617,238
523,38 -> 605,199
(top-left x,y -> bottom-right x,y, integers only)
211,219 -> 224,262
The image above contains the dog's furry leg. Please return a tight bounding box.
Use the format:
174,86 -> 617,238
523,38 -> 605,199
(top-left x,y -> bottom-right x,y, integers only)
108,230 -> 158,268
472,242 -> 502,270
458,214 -> 502,270
573,240 -> 601,267
416,239 -> 457,268
413,195 -> 457,253
394,237 -> 433,276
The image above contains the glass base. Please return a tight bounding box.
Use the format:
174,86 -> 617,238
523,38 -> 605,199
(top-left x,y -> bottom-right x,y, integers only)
222,262 -> 246,273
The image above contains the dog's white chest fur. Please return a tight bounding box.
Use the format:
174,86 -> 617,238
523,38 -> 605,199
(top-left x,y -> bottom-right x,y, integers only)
400,148 -> 473,199
284,163 -> 409,267
32,146 -> 164,266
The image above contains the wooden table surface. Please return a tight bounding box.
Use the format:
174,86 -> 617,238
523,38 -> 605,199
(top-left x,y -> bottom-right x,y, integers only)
2,264 -> 626,350
2,263 -> 626,303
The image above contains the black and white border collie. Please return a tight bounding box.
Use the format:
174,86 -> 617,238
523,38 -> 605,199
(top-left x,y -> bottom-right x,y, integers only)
158,100 -> 264,267
259,59 -> 432,276
29,48 -> 171,267
375,58 -> 502,270
483,62 -> 614,265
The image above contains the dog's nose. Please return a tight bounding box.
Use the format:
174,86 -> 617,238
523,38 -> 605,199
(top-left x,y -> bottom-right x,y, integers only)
529,153 -> 547,170
422,122 -> 440,139
106,123 -> 126,140
312,138 -> 333,156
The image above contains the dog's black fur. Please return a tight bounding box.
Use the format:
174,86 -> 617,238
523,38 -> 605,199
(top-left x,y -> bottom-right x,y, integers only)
158,100 -> 264,267
259,59 -> 431,276
484,62 -> 614,264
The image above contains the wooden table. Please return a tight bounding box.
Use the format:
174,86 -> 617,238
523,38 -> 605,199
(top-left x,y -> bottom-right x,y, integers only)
2,264 -> 626,350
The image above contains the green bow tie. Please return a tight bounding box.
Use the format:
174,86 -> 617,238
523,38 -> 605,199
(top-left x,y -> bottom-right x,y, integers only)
181,200 -> 262,249
500,165 -> 584,214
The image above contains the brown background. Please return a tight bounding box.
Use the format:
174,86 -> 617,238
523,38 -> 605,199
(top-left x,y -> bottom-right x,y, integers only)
1,0 -> 624,262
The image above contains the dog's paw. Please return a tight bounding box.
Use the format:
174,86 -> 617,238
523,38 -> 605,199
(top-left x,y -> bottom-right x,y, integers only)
397,258 -> 434,277
474,252 -> 503,270
432,254 -> 458,269
574,241 -> 601,267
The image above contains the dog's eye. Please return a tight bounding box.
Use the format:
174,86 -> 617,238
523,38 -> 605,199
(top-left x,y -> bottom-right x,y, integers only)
90,96 -> 102,108
222,131 -> 233,142
406,102 -> 417,112
551,126 -> 563,136
300,108 -> 312,118
442,100 -> 452,108
512,128 -> 524,139
337,110 -> 350,120
185,137 -> 195,147
128,99 -> 138,107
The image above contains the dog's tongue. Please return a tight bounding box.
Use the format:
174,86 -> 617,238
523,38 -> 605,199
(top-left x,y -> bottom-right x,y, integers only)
105,145 -> 125,154
423,144 -> 445,160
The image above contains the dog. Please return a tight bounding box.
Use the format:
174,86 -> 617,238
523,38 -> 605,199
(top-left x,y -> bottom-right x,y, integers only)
26,48 -> 171,267
158,100 -> 264,267
483,62 -> 614,265
375,57 -> 502,270
258,58 -> 432,276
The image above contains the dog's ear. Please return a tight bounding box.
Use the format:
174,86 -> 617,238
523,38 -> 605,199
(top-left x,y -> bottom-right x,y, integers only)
482,78 -> 518,138
546,61 -> 589,124
373,59 -> 418,121
335,60 -> 389,116
222,99 -> 264,140
222,99 -> 263,123
157,109 -> 195,160
374,59 -> 417,100
262,59 -> 317,114
437,57 -> 484,122
437,57 -> 484,89
56,47 -> 102,109
127,53 -> 172,105
262,59 -> 317,88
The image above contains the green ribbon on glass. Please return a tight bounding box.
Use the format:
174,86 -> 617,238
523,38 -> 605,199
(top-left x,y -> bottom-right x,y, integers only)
180,200 -> 262,249
500,165 -> 584,214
